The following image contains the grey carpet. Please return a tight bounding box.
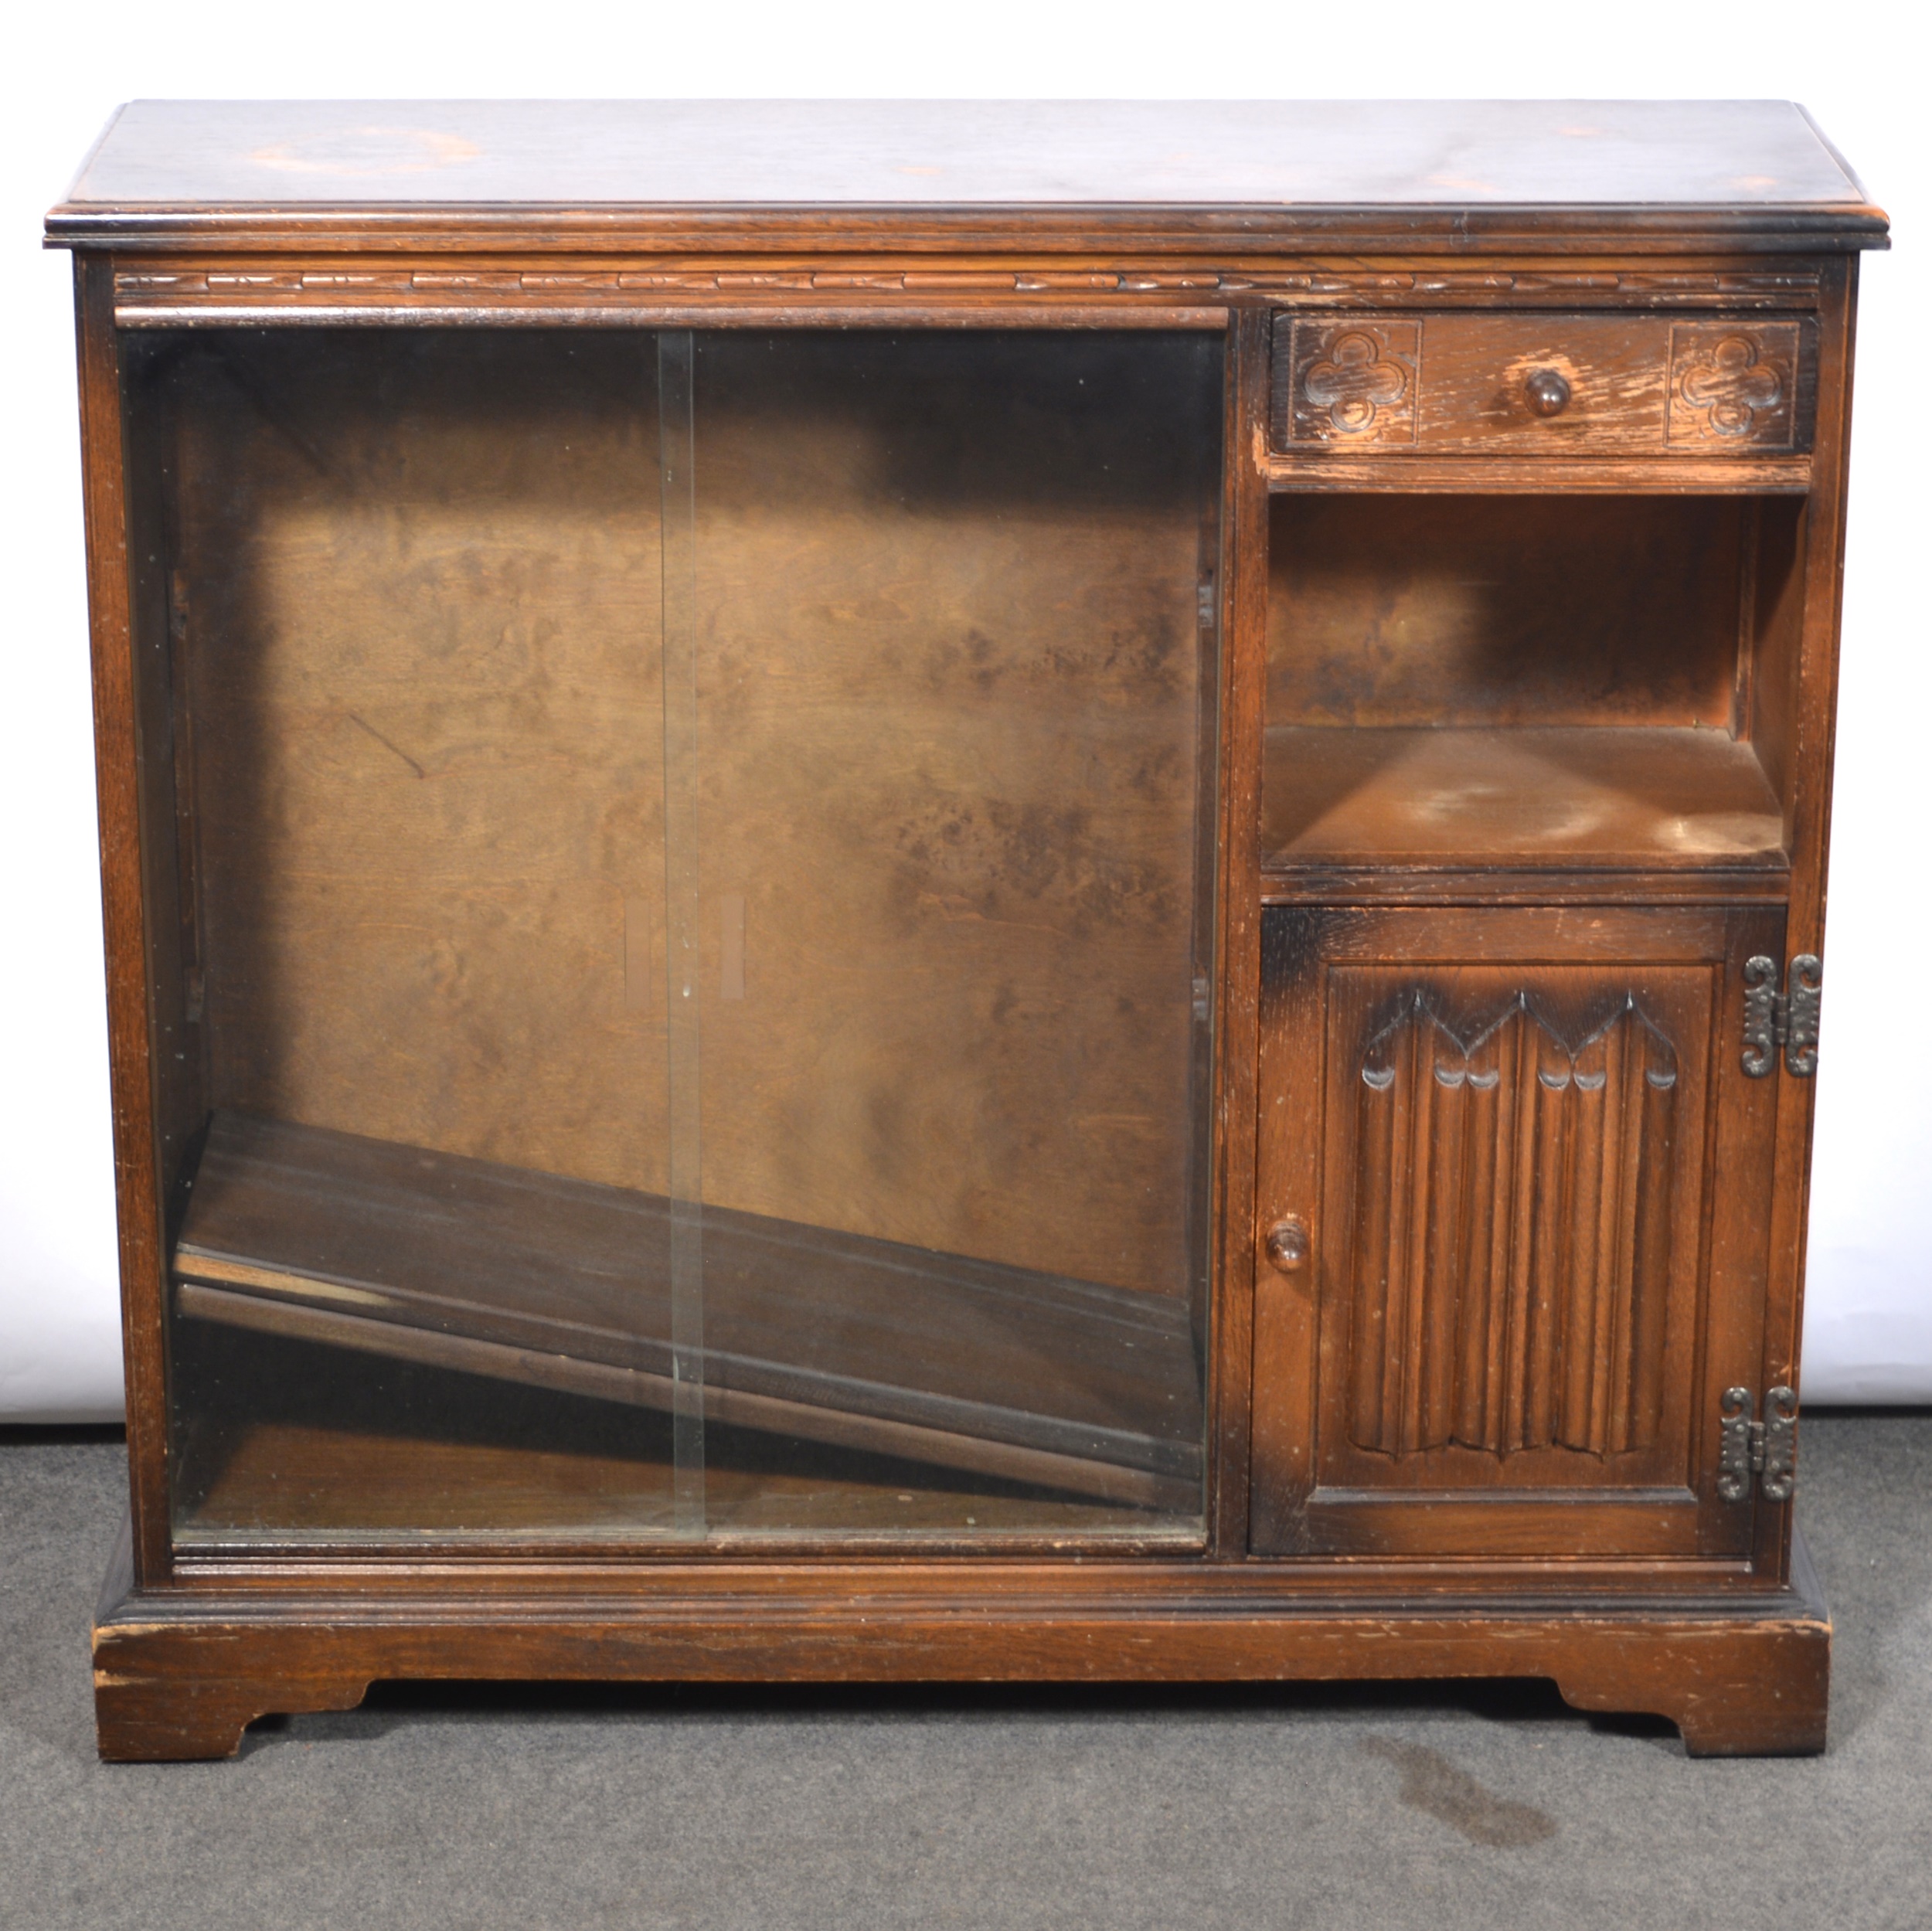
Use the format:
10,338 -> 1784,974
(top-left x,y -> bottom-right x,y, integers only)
2,1415 -> 1927,1931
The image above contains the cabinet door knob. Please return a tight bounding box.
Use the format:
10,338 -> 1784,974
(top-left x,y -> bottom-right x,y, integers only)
1524,368 -> 1572,417
1264,1216 -> 1310,1273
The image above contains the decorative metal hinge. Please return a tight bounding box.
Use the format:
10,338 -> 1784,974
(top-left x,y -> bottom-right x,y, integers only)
1742,954 -> 1821,1078
1717,1385 -> 1799,1502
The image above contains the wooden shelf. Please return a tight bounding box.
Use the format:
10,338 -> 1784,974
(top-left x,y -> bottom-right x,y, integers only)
168,1322 -> 1185,1543
172,1113 -> 1205,1517
1262,725 -> 1788,875
1265,454 -> 1813,495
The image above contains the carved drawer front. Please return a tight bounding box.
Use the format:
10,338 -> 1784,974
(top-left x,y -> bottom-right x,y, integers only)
1249,905 -> 1786,1562
1271,313 -> 1816,456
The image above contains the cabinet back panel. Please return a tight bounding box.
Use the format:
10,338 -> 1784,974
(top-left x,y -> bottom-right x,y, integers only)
1267,495 -> 1746,729
148,328 -> 1216,1301
163,328 -> 672,1198
686,331 -> 1216,1298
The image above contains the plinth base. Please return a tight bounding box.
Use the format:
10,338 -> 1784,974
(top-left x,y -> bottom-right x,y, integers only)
94,1524 -> 1830,1762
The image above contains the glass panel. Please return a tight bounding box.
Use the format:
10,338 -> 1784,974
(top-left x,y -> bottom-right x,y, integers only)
657,329 -> 708,1537
134,324 -> 1219,1547
683,331 -> 1219,1536
140,328 -> 679,1542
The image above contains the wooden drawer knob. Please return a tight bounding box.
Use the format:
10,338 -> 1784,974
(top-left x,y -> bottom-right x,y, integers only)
1524,368 -> 1572,416
1264,1216 -> 1310,1273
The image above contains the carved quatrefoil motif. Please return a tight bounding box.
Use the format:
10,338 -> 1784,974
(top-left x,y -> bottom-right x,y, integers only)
1679,335 -> 1783,435
1667,324 -> 1803,448
1284,320 -> 1420,444
1302,330 -> 1410,434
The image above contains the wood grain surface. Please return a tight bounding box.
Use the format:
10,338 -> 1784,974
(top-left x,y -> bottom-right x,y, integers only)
1261,726 -> 1787,870
1265,493 -> 1752,729
1249,904 -> 1784,1562
90,1512 -> 1835,1759
1272,313 -> 1818,455
53,100 -> 1877,226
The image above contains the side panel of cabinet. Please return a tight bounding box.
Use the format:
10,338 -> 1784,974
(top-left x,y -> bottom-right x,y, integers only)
1250,904 -> 1783,1560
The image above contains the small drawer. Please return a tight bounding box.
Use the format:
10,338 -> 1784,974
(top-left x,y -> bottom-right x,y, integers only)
1270,312 -> 1816,457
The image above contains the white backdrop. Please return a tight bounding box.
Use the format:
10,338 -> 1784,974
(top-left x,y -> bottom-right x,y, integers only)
2,0 -> 1925,1417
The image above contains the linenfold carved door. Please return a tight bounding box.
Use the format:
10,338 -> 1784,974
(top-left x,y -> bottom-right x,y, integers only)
1250,905 -> 1783,1560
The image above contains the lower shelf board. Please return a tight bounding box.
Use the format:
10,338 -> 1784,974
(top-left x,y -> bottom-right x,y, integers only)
1262,724 -> 1788,873
170,1113 -> 1205,1517
168,1385 -> 1185,1543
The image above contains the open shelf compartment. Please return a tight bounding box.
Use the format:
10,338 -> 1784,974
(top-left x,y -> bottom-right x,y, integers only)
1261,492 -> 1806,878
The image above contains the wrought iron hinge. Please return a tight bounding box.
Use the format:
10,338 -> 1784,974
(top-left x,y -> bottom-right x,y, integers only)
1717,1385 -> 1798,1502
1742,954 -> 1821,1078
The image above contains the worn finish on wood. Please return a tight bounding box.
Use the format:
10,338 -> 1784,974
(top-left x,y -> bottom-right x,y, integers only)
1265,493 -> 1780,729
49,100 -> 1886,257
1204,307 -> 1274,1555
1271,312 -> 1817,454
46,100 -> 1880,1759
1262,727 -> 1787,872
1262,486 -> 1809,878
104,262 -> 1842,338
1750,253 -> 1860,1585
91,1515 -> 1832,1760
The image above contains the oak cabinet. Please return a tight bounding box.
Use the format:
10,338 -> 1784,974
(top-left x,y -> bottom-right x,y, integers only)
48,99 -> 1883,1761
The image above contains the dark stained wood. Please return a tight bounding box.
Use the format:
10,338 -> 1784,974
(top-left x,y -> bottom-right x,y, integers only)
1754,253 -> 1862,1583
99,260 -> 1844,331
73,257 -> 175,1585
170,1110 -> 1203,1513
1265,493 -> 1756,730
116,296 -> 1232,331
92,1515 -> 1833,1759
1263,454 -> 1815,495
49,101 -> 1885,259
1261,484 -> 1815,878
1260,867 -> 1794,909
165,1317 -> 1185,1545
44,100 -> 1880,1761
1250,905 -> 1784,1561
1204,309 -> 1272,1554
1271,312 -> 1818,455
177,1420 -> 1180,1544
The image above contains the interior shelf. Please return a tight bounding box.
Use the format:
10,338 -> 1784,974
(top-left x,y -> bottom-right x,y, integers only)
1261,725 -> 1788,873
170,1112 -> 1205,1521
169,1321 -> 1179,1542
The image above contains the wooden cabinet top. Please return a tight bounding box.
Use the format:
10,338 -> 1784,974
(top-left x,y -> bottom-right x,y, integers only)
46,100 -> 1887,253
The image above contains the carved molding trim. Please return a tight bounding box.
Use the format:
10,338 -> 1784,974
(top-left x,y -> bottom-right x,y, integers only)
1347,989 -> 1679,1463
113,266 -> 1824,308
1242,268 -> 1821,302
